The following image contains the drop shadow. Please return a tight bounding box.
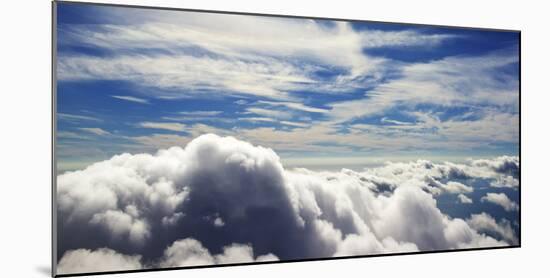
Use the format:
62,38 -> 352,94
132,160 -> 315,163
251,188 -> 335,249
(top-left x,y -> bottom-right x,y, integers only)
35,265 -> 51,277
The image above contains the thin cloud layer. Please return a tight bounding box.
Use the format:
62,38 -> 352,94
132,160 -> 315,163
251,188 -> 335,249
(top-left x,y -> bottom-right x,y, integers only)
57,9 -> 456,100
57,134 -> 518,274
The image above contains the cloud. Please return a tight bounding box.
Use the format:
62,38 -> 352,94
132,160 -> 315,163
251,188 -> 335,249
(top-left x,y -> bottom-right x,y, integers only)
237,118 -> 309,128
57,248 -> 142,275
57,148 -> 190,251
58,51 -> 312,100
58,113 -> 101,122
481,193 -> 519,212
472,156 -> 520,180
258,101 -> 329,113
458,194 -> 473,204
327,49 -> 519,123
442,181 -> 473,194
238,117 -> 278,124
213,217 -> 225,227
78,127 -> 111,136
380,117 -> 411,125
56,6 -> 517,158
214,243 -> 277,264
334,233 -> 418,256
178,111 -> 223,117
490,175 -> 519,188
131,133 -> 192,150
56,7 -> 518,157
344,158 -> 514,198
280,121 -> 310,128
467,213 -> 518,245
58,134 -> 515,274
129,124 -> 232,151
58,238 -> 278,274
162,212 -> 184,227
159,238 -> 278,267
370,186 -> 450,250
159,238 -> 214,267
89,209 -> 151,246
217,113 -> 517,154
139,122 -> 186,132
57,8 -> 458,100
57,131 -> 91,140
245,107 -> 293,120
112,95 -> 150,104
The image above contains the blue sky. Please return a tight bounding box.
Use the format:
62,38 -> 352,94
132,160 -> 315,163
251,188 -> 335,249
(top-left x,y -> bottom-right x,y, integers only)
55,3 -> 520,172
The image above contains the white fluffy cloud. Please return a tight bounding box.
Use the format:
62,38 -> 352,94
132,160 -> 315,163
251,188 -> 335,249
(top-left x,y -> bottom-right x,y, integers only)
458,194 -> 473,204
58,238 -> 278,274
158,238 -> 215,267
57,148 -> 190,247
467,213 -> 518,245
490,175 -> 520,188
57,248 -> 142,275
159,238 -> 278,267
89,209 -> 151,246
57,134 -> 517,273
442,181 -> 473,194
471,156 -> 519,175
342,158 -> 516,198
481,193 -> 519,212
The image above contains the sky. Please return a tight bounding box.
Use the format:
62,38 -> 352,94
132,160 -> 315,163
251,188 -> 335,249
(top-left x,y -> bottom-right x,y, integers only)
55,3 -> 520,172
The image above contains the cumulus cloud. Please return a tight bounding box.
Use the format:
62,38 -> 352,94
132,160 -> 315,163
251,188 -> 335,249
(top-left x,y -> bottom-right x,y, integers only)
159,238 -> 278,267
213,217 -> 225,227
490,175 -> 519,188
57,134 -> 517,273
158,238 -> 214,267
467,213 -> 518,245
481,193 -> 519,212
442,181 -> 473,194
471,156 -> 519,178
161,212 -> 184,227
458,194 -> 473,204
335,158 -> 505,198
57,248 -> 142,275
89,209 -> 151,246
57,149 -> 190,251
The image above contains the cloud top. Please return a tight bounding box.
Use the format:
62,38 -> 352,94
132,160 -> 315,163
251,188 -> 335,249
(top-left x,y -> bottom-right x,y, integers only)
57,134 -> 518,274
